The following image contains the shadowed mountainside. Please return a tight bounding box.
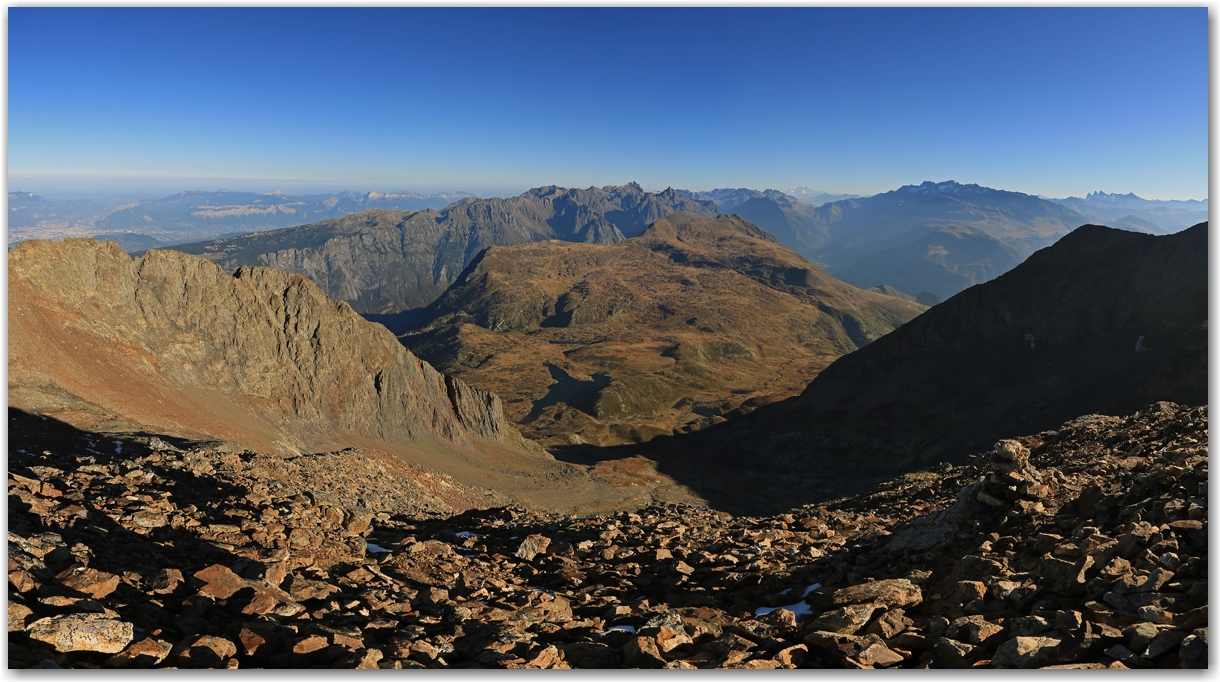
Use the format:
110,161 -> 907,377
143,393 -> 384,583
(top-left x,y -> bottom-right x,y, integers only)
161,183 -> 720,314
555,222 -> 1208,515
399,212 -> 925,447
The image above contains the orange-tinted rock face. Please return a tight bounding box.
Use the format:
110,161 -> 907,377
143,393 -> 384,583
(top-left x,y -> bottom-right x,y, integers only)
8,238 -> 515,456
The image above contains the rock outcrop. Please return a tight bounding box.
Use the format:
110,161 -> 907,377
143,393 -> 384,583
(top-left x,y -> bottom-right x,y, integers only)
8,238 -> 521,456
9,402 -> 1206,669
400,212 -> 925,446
165,183 -> 721,314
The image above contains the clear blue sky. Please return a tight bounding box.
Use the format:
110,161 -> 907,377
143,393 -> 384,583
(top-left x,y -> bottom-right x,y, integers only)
8,7 -> 1208,201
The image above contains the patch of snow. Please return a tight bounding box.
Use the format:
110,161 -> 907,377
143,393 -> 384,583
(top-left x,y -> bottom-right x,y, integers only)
605,625 -> 636,634
114,441 -> 123,454
802,583 -> 822,597
754,601 -> 814,620
365,542 -> 392,554
455,531 -> 478,538
509,536 -> 518,540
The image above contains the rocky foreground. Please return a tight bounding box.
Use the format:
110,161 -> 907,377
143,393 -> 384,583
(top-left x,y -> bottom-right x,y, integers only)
8,402 -> 1207,669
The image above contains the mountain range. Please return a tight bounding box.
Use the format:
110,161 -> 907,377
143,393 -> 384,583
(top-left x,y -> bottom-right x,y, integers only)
155,179 -> 1093,318
1048,191 -> 1208,235
8,191 -> 107,228
21,180 -> 1207,310
399,212 -> 925,447
6,189 -> 474,249
781,186 -> 863,206
161,183 -> 720,314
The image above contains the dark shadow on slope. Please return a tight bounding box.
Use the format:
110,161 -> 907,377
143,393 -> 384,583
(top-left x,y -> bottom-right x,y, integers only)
7,409 -> 265,654
362,307 -> 434,336
522,364 -> 613,424
551,224 -> 1209,517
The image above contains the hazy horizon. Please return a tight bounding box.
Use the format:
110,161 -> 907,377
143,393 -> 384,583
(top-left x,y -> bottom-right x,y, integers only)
8,178 -> 1207,207
9,7 -> 1207,204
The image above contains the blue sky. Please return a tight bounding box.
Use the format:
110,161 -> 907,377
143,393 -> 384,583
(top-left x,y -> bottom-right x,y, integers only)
8,7 -> 1208,201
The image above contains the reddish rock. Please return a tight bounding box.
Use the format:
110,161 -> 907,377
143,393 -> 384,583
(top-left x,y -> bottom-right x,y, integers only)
193,564 -> 248,600
515,535 -> 552,561
176,635 -> 238,667
146,568 -> 184,595
104,637 -> 173,668
56,566 -> 121,599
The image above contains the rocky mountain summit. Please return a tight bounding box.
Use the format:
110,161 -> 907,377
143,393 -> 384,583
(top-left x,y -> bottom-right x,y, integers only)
9,402 -> 1206,668
400,212 -> 924,446
164,182 -> 720,315
9,238 -> 522,457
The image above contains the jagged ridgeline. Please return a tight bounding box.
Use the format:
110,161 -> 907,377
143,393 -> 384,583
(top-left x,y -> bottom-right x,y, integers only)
161,183 -> 720,315
7,238 -> 525,457
400,212 -> 926,446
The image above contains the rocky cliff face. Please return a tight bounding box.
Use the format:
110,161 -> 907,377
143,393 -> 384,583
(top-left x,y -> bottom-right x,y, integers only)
8,239 -> 520,456
165,183 -> 721,315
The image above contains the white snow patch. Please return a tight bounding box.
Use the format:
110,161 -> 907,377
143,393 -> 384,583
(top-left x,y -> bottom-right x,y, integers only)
754,602 -> 813,620
802,583 -> 822,597
114,441 -> 123,454
365,542 -> 392,554
455,531 -> 478,538
605,625 -> 636,634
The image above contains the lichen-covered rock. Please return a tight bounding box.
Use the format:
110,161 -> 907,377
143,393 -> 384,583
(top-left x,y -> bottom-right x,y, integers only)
27,614 -> 134,653
992,636 -> 1062,669
831,579 -> 922,608
514,535 -> 551,562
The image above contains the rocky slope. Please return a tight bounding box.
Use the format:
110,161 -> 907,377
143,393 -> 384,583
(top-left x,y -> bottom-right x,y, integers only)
634,222 -> 1206,515
399,212 -> 925,446
9,238 -> 708,516
164,183 -> 720,315
9,402 -> 1206,668
9,238 -> 521,457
